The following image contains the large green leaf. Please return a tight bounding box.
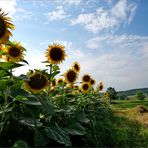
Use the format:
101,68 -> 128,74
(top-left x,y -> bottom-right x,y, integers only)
15,74 -> 30,80
0,62 -> 24,70
0,67 -> 11,77
0,79 -> 8,91
37,94 -> 55,114
75,112 -> 90,124
50,71 -> 60,79
44,124 -> 71,146
0,50 -> 6,56
11,88 -> 29,97
21,59 -> 29,65
12,140 -> 28,148
34,131 -> 49,147
52,65 -> 60,71
19,117 -> 43,127
11,89 -> 41,105
16,95 -> 41,105
65,121 -> 86,136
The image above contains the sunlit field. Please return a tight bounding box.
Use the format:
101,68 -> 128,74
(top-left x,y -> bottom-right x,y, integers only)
111,97 -> 148,109
1,0 -> 148,147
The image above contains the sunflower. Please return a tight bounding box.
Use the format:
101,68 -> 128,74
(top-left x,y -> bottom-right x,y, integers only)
64,69 -> 78,84
0,10 -> 15,44
74,85 -> 79,89
45,43 -> 66,64
4,41 -> 25,62
48,87 -> 55,94
72,61 -> 80,72
24,70 -> 49,94
57,77 -> 64,84
82,74 -> 91,82
90,79 -> 96,85
66,83 -> 74,89
98,82 -> 104,91
104,92 -> 109,99
78,89 -> 82,93
81,82 -> 90,93
51,79 -> 56,87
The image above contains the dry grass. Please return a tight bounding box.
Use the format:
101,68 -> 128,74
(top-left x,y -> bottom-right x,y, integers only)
113,105 -> 148,126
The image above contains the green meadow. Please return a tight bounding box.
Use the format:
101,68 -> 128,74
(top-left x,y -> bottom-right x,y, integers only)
111,97 -> 148,109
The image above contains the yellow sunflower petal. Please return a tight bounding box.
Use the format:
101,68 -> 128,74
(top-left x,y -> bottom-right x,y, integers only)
90,78 -> 96,85
82,74 -> 91,82
72,61 -> 80,73
64,69 -> 78,84
45,43 -> 66,64
4,41 -> 25,62
98,82 -> 104,91
81,82 -> 91,93
24,70 -> 49,94
0,11 -> 14,44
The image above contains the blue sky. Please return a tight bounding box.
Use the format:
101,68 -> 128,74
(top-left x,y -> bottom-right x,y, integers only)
0,0 -> 148,91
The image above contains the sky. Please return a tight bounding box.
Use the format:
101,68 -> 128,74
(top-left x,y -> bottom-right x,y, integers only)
0,0 -> 148,91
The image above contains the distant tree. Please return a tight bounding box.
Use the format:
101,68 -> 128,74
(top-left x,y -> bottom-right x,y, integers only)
106,87 -> 118,103
136,91 -> 145,100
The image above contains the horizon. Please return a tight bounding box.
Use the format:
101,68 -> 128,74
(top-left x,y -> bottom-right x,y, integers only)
0,0 -> 148,91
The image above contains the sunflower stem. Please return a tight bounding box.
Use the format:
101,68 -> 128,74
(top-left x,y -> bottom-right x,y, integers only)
50,64 -> 52,76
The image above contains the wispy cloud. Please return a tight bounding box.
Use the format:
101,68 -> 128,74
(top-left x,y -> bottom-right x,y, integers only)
127,2 -> 137,24
71,0 -> 137,33
86,35 -> 148,50
79,51 -> 148,91
55,0 -> 81,6
63,0 -> 81,5
46,6 -> 70,21
84,34 -> 148,90
14,8 -> 33,21
14,35 -> 148,91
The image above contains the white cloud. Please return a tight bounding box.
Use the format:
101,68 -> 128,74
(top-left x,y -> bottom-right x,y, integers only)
14,36 -> 148,91
55,0 -> 81,6
14,8 -> 33,21
79,51 -> 148,91
71,8 -> 117,33
84,34 -> 148,90
127,2 -> 137,24
0,0 -> 33,21
86,35 -> 148,50
111,0 -> 127,20
142,43 -> 148,58
0,0 -> 17,16
63,0 -> 81,5
71,0 -> 137,33
46,6 -> 70,21
105,0 -> 112,5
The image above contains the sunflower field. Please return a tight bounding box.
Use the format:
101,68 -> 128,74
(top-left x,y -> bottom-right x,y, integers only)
1,10 -> 147,148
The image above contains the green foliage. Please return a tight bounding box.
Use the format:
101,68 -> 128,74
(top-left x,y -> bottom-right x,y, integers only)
106,87 -> 118,103
0,61 -> 147,147
111,99 -> 148,109
111,115 -> 148,147
0,61 -> 103,147
136,91 -> 145,100
117,93 -> 128,100
12,140 -> 28,148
